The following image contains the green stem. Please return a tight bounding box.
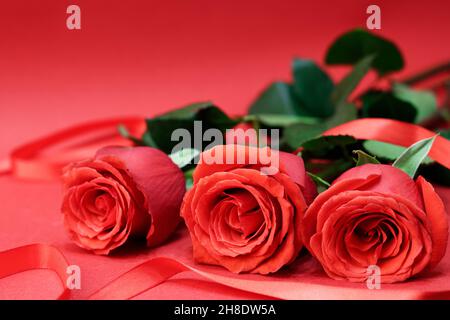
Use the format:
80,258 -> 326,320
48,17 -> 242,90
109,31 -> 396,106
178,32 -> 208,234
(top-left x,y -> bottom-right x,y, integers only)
402,61 -> 450,86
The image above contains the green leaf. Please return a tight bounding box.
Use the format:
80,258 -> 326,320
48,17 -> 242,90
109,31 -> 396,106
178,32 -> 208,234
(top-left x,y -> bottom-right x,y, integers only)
292,58 -> 335,118
117,124 -> 143,145
362,91 -> 417,123
184,168 -> 195,190
307,172 -> 330,192
302,135 -> 357,154
284,103 -> 357,149
353,150 -> 380,166
243,114 -> 319,127
249,82 -> 304,116
301,135 -> 360,181
325,29 -> 404,75
144,102 -> 237,154
327,102 -> 358,128
331,55 -> 375,107
301,135 -> 357,167
169,148 -> 200,169
439,129 -> 450,140
283,123 -> 328,149
305,158 -> 354,183
363,140 -> 434,164
141,131 -> 158,148
118,124 -> 130,138
392,83 -> 437,123
392,136 -> 437,178
363,140 -> 405,161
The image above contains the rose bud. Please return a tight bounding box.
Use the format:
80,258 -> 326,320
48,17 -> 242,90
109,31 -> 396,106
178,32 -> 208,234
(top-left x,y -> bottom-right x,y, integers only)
181,144 -> 317,274
61,146 -> 186,255
302,164 -> 448,283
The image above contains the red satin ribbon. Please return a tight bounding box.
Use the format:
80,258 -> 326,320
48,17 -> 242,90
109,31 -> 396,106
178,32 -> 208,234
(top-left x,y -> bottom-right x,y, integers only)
0,244 -> 189,300
1,117 -> 450,299
323,118 -> 450,170
6,242 -> 450,300
88,257 -> 189,300
0,244 -> 70,300
2,117 -> 146,180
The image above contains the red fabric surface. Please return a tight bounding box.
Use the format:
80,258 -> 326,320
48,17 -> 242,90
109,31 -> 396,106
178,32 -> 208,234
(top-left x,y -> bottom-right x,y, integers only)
1,0 -> 450,299
0,178 -> 449,299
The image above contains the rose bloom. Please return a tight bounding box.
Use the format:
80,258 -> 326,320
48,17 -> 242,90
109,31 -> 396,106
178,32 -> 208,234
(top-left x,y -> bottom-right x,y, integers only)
302,164 -> 448,283
181,144 -> 317,274
61,146 -> 185,254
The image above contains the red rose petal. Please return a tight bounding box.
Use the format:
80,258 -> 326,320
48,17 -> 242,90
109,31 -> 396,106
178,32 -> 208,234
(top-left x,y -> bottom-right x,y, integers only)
96,146 -> 186,247
416,176 -> 449,268
302,174 -> 380,252
334,164 -> 423,209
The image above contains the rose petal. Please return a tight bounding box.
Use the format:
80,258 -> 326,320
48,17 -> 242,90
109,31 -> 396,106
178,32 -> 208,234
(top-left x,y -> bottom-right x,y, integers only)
96,146 -> 186,247
416,176 -> 449,268
334,164 -> 423,209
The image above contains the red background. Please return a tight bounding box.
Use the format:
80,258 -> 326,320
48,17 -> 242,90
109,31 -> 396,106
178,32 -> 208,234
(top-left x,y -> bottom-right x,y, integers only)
0,0 -> 449,299
1,0 -> 450,159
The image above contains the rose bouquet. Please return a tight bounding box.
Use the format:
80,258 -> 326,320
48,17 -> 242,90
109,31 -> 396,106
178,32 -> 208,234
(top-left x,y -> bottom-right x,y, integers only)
60,29 -> 450,285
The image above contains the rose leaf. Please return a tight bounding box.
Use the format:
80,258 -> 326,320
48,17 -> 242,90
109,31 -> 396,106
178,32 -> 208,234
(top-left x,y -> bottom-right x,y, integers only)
284,103 -> 357,149
117,124 -> 145,146
325,28 -> 404,75
392,83 -> 437,124
363,140 -> 434,164
144,102 -> 237,154
392,136 -> 437,178
353,150 -> 380,166
243,114 -> 319,128
292,58 -> 335,118
169,148 -> 200,169
361,91 -> 417,123
248,82 -> 308,116
307,172 -> 331,193
183,168 -> 195,190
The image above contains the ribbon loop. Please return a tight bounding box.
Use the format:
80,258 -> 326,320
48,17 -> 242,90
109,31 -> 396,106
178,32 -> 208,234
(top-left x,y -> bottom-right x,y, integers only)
0,244 -> 70,300
7,117 -> 145,180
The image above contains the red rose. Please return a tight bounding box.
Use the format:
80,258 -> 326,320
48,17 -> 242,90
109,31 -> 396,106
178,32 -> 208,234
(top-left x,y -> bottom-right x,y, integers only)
302,164 -> 448,283
181,144 -> 317,274
61,146 -> 185,254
